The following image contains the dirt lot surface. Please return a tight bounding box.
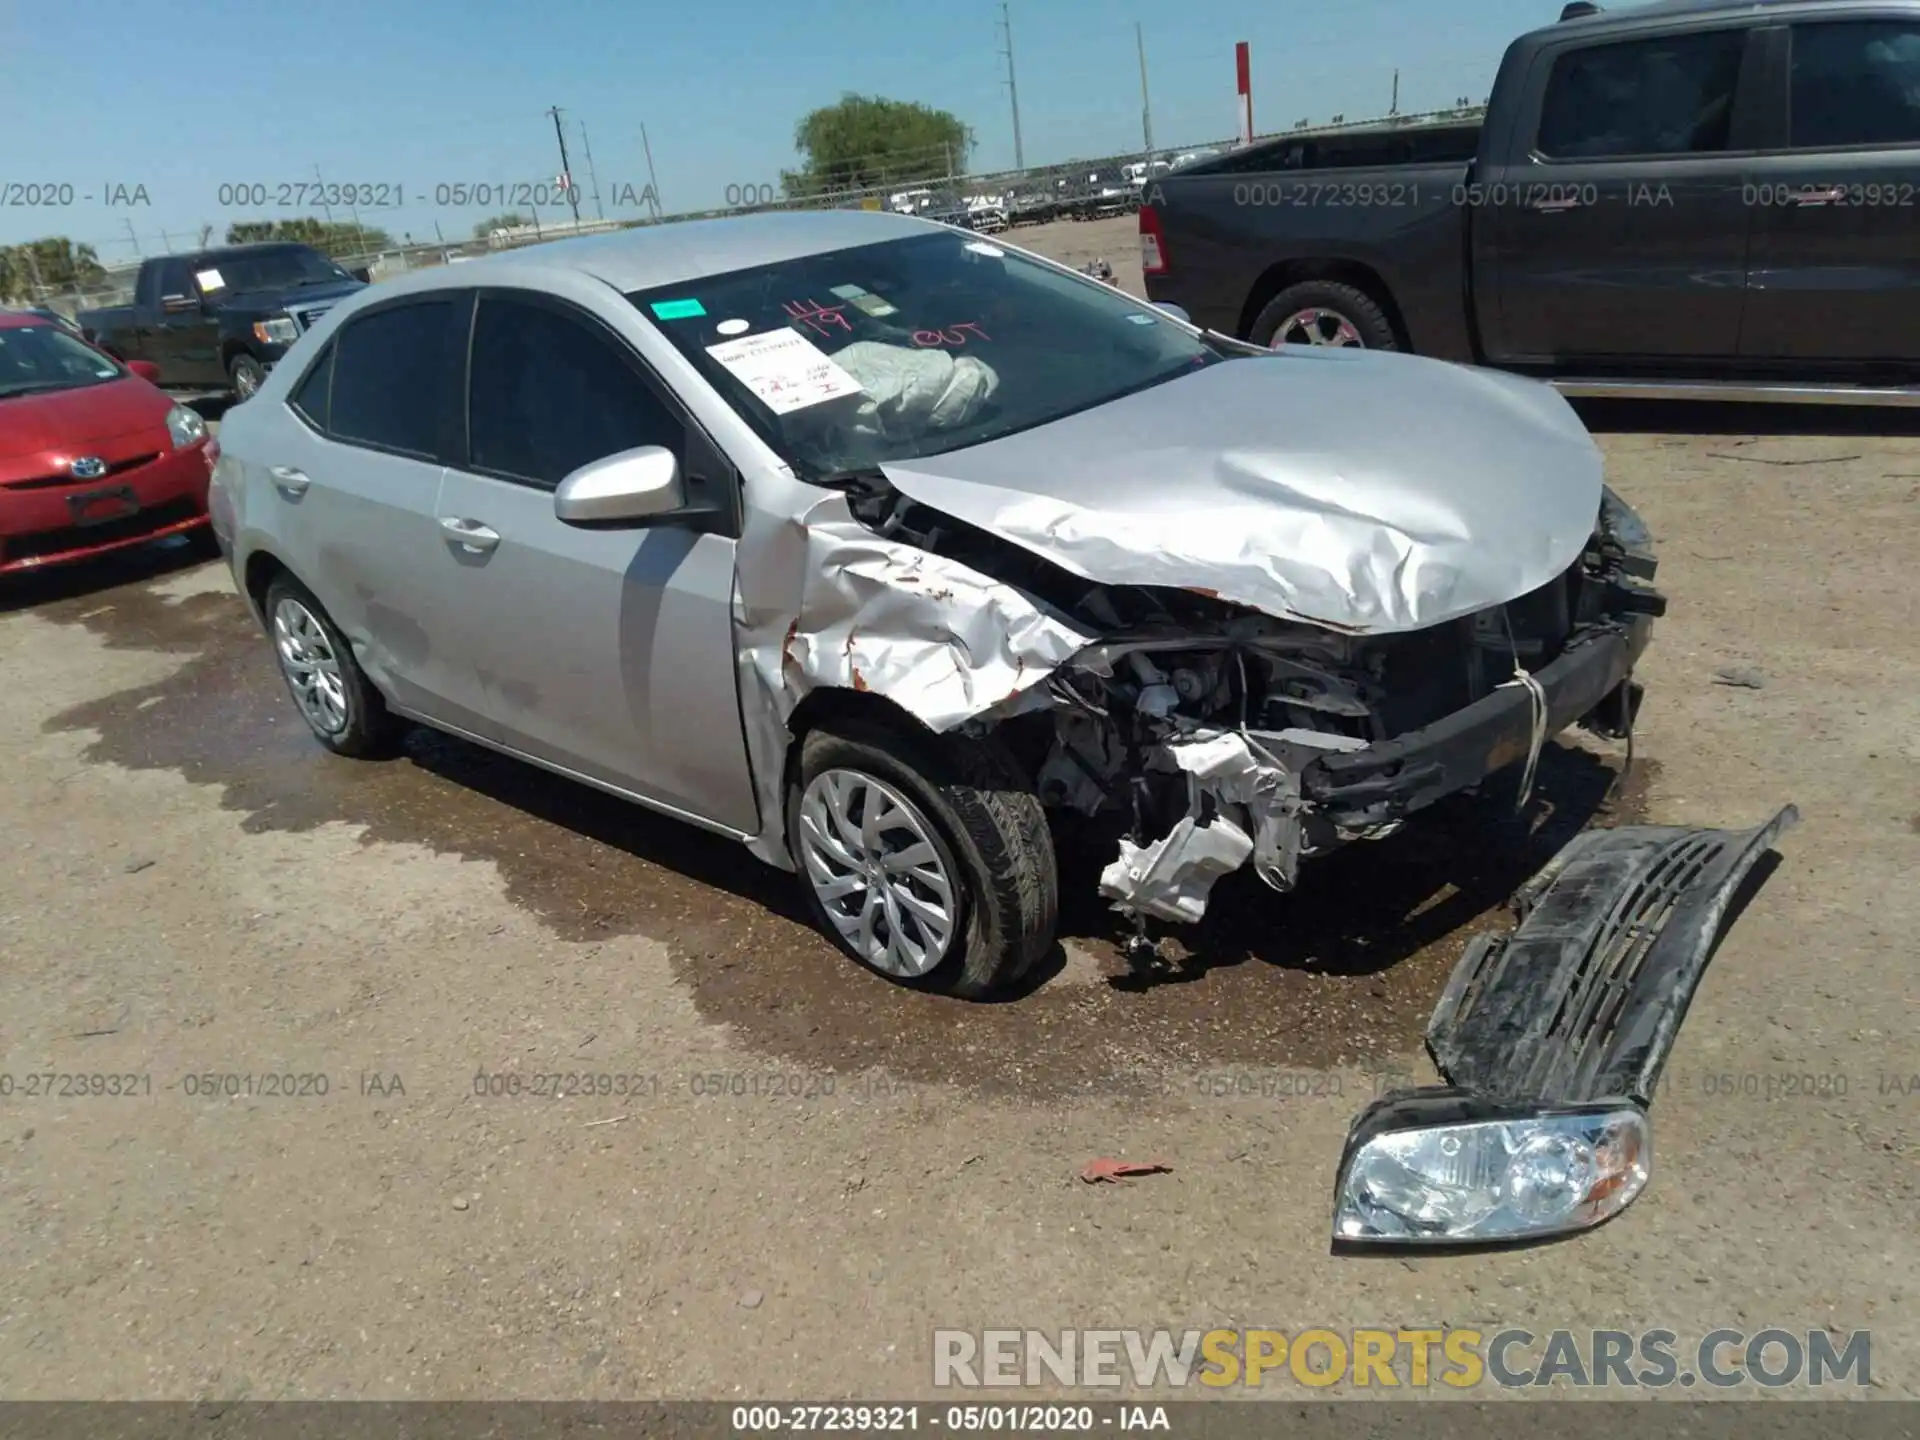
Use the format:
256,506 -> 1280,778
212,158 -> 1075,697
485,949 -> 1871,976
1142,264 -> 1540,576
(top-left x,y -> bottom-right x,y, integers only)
2,215 -> 1916,1401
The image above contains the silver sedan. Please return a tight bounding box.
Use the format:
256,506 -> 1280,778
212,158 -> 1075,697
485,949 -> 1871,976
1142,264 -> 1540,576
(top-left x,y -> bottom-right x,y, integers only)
210,209 -> 1658,999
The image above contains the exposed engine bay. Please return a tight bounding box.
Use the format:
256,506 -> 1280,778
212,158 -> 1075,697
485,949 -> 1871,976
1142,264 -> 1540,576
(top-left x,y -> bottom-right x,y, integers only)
834,468 -> 1665,938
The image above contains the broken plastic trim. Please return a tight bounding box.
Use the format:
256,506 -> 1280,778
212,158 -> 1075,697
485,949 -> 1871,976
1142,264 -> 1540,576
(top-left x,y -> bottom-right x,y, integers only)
1428,804 -> 1800,1105
1331,805 -> 1798,1251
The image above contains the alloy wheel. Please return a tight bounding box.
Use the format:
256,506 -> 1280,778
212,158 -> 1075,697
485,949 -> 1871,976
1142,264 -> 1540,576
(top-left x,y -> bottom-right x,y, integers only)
272,597 -> 349,736
1274,307 -> 1364,348
797,768 -> 958,977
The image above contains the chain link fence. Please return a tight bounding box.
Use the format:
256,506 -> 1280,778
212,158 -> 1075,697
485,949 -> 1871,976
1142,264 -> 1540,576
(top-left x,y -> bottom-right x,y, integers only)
17,105 -> 1485,319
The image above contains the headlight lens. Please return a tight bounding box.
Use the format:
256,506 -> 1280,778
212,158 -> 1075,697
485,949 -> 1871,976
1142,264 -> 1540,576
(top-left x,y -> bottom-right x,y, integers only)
165,403 -> 207,449
1334,1102 -> 1649,1245
252,317 -> 298,345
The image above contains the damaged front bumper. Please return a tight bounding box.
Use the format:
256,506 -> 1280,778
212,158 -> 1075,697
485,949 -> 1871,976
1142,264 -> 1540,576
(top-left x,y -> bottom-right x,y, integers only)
1331,804 -> 1799,1249
1304,615 -> 1653,831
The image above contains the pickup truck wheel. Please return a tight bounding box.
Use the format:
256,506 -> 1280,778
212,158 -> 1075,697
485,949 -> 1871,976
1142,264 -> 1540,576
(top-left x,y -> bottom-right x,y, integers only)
229,354 -> 267,399
262,576 -> 404,759
788,719 -> 1058,999
1253,282 -> 1397,351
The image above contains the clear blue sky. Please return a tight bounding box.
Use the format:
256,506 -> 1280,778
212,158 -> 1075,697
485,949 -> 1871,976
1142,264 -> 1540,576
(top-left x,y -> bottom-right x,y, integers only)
1,0 -> 1551,260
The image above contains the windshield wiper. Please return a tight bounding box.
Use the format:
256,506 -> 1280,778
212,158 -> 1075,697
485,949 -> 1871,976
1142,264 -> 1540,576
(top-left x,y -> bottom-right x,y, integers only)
0,382 -> 67,400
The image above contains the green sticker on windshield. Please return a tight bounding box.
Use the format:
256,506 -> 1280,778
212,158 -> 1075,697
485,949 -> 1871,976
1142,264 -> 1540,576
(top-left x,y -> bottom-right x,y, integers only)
650,298 -> 707,320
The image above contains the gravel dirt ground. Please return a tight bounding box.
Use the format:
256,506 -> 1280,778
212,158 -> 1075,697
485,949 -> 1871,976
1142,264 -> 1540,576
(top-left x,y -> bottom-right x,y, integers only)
1,215 -> 1916,1402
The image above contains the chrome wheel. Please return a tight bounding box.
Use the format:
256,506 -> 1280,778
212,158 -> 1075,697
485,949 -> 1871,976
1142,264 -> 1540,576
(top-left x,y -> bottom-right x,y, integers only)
1274,307 -> 1364,348
272,597 -> 349,736
797,768 -> 958,978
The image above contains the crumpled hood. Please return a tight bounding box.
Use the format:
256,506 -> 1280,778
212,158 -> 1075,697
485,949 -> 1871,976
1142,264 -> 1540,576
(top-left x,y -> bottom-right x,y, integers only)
878,346 -> 1605,634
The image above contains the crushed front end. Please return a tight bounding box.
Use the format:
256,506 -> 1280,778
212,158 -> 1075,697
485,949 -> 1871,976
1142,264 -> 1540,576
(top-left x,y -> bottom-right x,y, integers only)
1005,485 -> 1668,936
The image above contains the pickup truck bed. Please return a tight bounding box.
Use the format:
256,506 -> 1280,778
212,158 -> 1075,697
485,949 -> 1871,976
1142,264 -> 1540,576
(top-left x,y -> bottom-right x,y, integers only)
1142,0 -> 1920,404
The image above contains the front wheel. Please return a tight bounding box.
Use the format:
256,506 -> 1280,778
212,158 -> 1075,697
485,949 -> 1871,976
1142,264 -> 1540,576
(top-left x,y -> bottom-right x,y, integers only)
787,719 -> 1057,998
229,353 -> 267,400
1251,281 -> 1398,351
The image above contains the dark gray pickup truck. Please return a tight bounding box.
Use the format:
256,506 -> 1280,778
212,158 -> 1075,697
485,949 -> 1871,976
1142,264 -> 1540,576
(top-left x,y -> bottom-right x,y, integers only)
1142,0 -> 1920,404
79,244 -> 366,401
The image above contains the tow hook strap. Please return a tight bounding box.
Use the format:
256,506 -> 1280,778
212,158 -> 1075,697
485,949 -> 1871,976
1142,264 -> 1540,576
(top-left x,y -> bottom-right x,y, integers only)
1500,663 -> 1550,812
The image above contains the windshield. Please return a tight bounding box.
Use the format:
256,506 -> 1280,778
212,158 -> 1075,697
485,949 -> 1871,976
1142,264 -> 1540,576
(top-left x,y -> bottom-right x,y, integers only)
200,247 -> 351,296
629,230 -> 1218,481
0,323 -> 124,399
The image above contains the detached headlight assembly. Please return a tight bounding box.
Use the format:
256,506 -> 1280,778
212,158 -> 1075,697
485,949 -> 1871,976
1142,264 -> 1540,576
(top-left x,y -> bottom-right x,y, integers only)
1333,1091 -> 1649,1248
165,403 -> 207,449
252,317 -> 298,345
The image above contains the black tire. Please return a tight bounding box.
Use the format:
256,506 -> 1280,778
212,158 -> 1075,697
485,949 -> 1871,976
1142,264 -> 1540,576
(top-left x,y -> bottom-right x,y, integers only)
787,717 -> 1058,999
261,574 -> 404,759
228,353 -> 267,400
1250,280 -> 1398,351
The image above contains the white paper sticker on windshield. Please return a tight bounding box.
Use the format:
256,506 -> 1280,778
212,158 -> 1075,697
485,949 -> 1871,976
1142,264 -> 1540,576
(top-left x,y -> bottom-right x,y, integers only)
706,328 -> 864,415
715,318 -> 751,336
964,241 -> 1006,258
194,268 -> 225,291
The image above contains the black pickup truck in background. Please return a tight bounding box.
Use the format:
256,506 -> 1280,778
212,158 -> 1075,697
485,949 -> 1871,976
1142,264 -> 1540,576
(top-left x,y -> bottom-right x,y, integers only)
79,244 -> 367,401
1142,0 -> 1920,404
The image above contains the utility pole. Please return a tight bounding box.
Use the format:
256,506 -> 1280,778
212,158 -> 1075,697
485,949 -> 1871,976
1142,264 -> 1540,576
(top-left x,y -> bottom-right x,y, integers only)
1136,22 -> 1156,165
579,121 -> 607,221
124,219 -> 141,257
546,106 -> 584,225
640,123 -> 663,220
998,3 -> 1026,172
1390,69 -> 1400,115
312,163 -> 336,225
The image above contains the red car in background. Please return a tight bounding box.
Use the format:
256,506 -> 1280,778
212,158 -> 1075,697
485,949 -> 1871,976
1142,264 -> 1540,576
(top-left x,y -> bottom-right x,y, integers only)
0,311 -> 218,575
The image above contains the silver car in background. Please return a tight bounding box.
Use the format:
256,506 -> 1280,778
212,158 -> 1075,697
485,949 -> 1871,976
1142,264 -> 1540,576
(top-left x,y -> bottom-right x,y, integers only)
211,211 -> 1793,1248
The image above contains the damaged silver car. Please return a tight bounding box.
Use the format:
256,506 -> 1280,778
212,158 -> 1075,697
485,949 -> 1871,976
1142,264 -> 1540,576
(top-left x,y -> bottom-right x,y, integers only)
211,210 -> 1794,1247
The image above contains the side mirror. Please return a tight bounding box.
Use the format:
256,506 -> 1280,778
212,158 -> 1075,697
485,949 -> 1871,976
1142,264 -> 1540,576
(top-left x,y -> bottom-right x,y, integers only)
1156,302 -> 1193,326
349,267 -> 372,284
127,360 -> 161,383
554,446 -> 686,526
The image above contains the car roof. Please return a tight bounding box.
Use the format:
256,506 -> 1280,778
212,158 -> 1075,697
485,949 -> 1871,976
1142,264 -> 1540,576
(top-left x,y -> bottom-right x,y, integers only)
370,209 -> 948,300
0,310 -> 55,330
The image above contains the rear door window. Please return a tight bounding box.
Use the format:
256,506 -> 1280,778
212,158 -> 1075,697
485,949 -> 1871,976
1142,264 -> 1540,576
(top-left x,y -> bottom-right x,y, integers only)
1790,21 -> 1920,148
1537,29 -> 1748,158
327,298 -> 462,459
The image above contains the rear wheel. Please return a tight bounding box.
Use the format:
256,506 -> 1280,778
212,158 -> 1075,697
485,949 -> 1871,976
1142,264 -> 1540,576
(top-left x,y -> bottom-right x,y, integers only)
1252,280 -> 1398,351
787,718 -> 1057,998
262,575 -> 403,758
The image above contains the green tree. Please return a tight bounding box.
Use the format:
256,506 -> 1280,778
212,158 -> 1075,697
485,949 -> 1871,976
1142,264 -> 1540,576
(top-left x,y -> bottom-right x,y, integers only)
224,217 -> 391,256
0,237 -> 104,295
780,95 -> 973,199
473,213 -> 526,239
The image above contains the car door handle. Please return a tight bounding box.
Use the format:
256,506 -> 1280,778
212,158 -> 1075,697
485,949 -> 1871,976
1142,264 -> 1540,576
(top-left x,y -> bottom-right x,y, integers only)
1530,195 -> 1584,212
439,517 -> 500,553
1789,185 -> 1847,206
269,465 -> 310,497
